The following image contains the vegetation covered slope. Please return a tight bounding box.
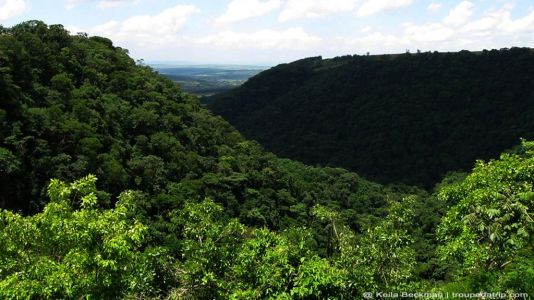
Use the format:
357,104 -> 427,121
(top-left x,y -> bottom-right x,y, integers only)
207,50 -> 534,186
1,21 -> 533,298
0,21 -> 396,230
2,142 -> 534,298
0,20 -> 420,256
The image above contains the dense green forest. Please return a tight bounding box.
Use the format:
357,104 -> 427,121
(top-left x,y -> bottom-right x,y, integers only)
0,21 -> 533,298
207,50 -> 534,187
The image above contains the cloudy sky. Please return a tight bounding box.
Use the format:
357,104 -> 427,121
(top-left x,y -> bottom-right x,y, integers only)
1,0 -> 534,65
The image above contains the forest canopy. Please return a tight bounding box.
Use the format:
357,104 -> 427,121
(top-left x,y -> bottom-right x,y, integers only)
0,21 -> 533,299
206,49 -> 534,187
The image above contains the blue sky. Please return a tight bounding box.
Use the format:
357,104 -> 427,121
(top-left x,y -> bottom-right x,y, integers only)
1,0 -> 534,65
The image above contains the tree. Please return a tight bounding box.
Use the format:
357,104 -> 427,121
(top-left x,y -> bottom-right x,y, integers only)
312,197 -> 418,295
0,175 -> 165,299
437,140 -> 534,273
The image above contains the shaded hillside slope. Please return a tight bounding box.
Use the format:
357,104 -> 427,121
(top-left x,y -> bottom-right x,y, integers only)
0,21 -> 400,232
2,21 -> 534,299
207,49 -> 534,186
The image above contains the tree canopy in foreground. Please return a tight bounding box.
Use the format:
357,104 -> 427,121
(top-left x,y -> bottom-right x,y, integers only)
0,21 -> 533,299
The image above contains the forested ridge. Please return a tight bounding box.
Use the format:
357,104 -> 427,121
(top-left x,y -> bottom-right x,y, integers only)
207,49 -> 534,187
0,21 -> 533,299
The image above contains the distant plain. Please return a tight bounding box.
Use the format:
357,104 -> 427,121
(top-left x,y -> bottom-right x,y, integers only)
152,64 -> 267,96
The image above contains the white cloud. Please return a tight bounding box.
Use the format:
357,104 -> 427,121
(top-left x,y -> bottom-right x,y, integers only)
499,10 -> 534,34
427,3 -> 442,12
279,0 -> 357,22
462,8 -> 506,32
216,0 -> 282,23
65,1 -> 534,64
66,0 -> 78,10
216,0 -> 415,23
356,0 -> 413,17
403,22 -> 456,42
360,26 -> 373,33
195,27 -> 321,50
341,3 -> 534,55
341,32 -> 408,53
68,5 -> 199,48
97,0 -> 139,9
66,0 -> 138,10
0,0 -> 29,21
443,1 -> 474,26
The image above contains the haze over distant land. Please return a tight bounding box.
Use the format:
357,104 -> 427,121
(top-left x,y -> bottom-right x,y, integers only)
1,0 -> 533,64
151,63 -> 267,96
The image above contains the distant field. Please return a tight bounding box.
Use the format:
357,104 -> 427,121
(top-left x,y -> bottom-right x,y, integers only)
152,65 -> 267,96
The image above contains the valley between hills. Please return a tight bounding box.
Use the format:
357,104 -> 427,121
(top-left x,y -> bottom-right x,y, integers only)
0,21 -> 533,298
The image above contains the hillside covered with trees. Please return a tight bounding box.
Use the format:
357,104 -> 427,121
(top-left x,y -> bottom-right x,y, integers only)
0,21 -> 533,298
207,50 -> 534,186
